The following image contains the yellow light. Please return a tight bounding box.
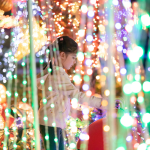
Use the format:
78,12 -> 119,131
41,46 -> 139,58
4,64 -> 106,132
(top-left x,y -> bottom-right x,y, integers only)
103,67 -> 109,73
104,90 -> 110,96
103,125 -> 110,132
101,100 -> 108,106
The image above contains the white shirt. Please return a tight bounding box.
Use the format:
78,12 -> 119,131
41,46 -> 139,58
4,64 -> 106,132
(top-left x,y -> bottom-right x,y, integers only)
37,66 -> 102,129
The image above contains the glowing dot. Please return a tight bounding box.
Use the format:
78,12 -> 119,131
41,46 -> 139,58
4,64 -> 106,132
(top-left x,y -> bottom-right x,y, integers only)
122,0 -> 131,8
82,84 -> 89,91
143,81 -> 150,92
86,90 -> 92,96
88,45 -> 94,51
120,113 -> 133,127
90,0 -> 96,4
135,74 -> 141,81
113,0 -> 119,5
137,97 -> 144,103
137,143 -> 147,150
141,14 -> 150,26
82,108 -> 89,115
87,69 -> 93,75
86,35 -> 93,42
131,81 -> 141,93
103,125 -> 110,132
80,133 -> 86,140
128,50 -> 139,62
101,100 -> 108,106
104,90 -> 110,96
134,143 -> 139,149
123,83 -> 132,94
70,120 -> 76,127
48,86 -> 52,91
45,135 -> 49,140
120,68 -> 127,75
88,8 -> 94,18
77,52 -> 84,61
81,5 -> 88,13
130,96 -> 136,104
115,23 -> 121,29
126,135 -> 132,142
142,113 -> 150,124
85,59 -> 92,66
50,103 -> 55,108
85,134 -> 89,140
73,74 -> 81,83
78,29 -> 85,37
133,46 -> 144,58
54,138 -> 58,142
125,24 -> 132,33
116,147 -> 125,150
83,114 -> 89,120
103,67 -> 109,73
117,46 -> 123,51
146,139 -> 150,145
52,122 -> 56,127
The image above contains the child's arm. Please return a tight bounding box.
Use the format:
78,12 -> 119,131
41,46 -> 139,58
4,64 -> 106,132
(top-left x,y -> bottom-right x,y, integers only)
56,70 -> 102,109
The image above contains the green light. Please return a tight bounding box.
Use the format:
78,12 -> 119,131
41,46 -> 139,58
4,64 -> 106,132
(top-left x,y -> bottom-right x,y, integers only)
73,74 -> 81,82
116,147 -> 125,150
133,46 -> 144,58
137,97 -> 144,103
45,134 -> 49,140
143,81 -> 150,92
120,113 -> 133,127
148,51 -> 150,59
128,50 -> 139,62
52,122 -> 56,127
69,142 -> 76,149
8,51 -> 12,56
48,86 -> 52,91
22,97 -> 27,103
123,37 -> 127,41
11,32 -> 14,36
46,49 -> 50,54
54,138 -> 58,143
13,108 -> 17,113
44,116 -> 48,121
22,80 -> 27,85
6,91 -> 11,97
23,25 -> 27,29
13,126 -> 17,131
13,144 -> 17,148
131,81 -> 141,93
142,113 -> 150,124
77,52 -> 84,61
137,143 -> 147,150
40,59 -> 44,64
40,79 -> 44,84
21,62 -> 26,66
123,83 -> 132,94
14,74 -> 17,79
22,136 -> 26,141
53,48 -> 56,51
141,14 -> 150,26
14,92 -> 18,97
85,52 -> 91,58
48,68 -> 52,73
3,146 -> 7,150
84,75 -> 90,82
71,98 -> 78,103
135,74 -> 141,81
43,98 -> 47,104
51,103 -> 55,108
22,116 -> 26,122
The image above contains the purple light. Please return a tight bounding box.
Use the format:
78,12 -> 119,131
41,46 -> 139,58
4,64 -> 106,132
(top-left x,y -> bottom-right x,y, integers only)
120,68 -> 127,75
148,67 -> 150,71
86,35 -> 93,42
115,23 -> 121,30
85,59 -> 92,66
88,10 -> 94,17
117,46 -> 123,52
126,135 -> 132,142
82,84 -> 89,91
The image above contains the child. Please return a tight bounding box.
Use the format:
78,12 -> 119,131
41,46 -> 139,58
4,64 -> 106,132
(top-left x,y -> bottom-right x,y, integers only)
37,36 -> 102,150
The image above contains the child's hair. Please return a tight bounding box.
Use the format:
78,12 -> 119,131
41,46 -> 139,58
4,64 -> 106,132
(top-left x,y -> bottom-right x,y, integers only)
44,36 -> 78,74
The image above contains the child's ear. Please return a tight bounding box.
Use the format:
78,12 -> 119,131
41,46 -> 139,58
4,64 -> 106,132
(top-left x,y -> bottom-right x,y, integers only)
60,52 -> 66,60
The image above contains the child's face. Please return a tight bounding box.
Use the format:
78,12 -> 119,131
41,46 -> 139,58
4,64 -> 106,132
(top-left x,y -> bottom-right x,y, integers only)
60,52 -> 77,70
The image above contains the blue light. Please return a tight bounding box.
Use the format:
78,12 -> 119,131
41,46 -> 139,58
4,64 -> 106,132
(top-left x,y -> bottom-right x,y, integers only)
115,23 -> 121,29
85,59 -> 92,66
82,84 -> 89,91
120,68 -> 127,75
88,10 -> 94,17
126,135 -> 132,142
86,35 -> 93,42
117,46 -> 123,51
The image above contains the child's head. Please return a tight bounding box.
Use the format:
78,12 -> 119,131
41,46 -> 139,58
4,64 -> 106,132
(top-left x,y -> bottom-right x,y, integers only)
51,36 -> 78,70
